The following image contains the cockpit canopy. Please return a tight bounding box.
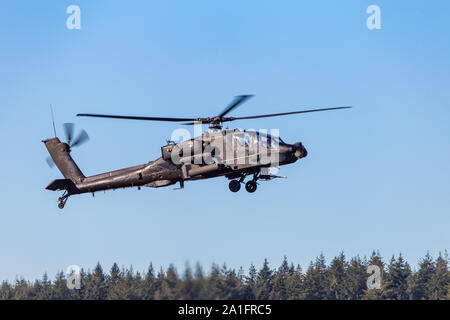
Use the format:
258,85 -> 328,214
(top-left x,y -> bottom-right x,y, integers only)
233,130 -> 286,149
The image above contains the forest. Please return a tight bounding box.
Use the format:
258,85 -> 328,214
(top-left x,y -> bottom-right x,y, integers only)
1,251 -> 448,300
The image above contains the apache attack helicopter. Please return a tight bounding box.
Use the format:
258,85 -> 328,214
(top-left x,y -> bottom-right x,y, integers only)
43,95 -> 350,209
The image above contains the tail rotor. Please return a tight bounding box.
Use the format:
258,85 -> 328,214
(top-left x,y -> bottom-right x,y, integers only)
63,123 -> 89,149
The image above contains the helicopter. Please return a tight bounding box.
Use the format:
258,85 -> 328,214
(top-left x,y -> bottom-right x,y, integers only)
43,95 -> 350,208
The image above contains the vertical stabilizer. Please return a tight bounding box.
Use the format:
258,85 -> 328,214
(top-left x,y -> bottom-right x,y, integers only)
43,138 -> 85,183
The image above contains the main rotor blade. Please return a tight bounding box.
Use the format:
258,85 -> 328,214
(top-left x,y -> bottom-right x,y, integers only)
218,95 -> 254,118
71,129 -> 89,147
77,114 -> 196,122
63,123 -> 74,145
224,106 -> 352,122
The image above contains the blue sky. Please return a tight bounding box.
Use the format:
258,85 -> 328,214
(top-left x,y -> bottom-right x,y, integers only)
1,0 -> 449,281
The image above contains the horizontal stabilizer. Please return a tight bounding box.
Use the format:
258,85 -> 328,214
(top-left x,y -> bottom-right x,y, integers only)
46,179 -> 74,191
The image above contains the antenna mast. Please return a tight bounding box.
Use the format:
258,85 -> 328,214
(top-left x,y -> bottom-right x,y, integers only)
50,104 -> 57,137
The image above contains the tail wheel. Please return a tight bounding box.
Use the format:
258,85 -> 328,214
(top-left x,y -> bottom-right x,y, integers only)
228,180 -> 241,192
245,180 -> 257,193
58,192 -> 70,209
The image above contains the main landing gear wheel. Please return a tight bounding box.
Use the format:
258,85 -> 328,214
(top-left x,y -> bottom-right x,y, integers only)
229,180 -> 241,192
245,180 -> 257,193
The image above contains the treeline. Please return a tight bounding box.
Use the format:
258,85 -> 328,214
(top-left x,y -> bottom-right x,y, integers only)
1,252 -> 449,300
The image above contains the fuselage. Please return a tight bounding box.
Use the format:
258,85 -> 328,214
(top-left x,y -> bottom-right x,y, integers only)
44,129 -> 307,195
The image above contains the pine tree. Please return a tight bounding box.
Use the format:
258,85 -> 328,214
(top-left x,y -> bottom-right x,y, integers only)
142,263 -> 157,300
237,266 -> 245,284
429,252 -> 449,300
242,264 -> 257,300
254,259 -> 273,300
220,269 -> 243,299
327,253 -> 347,300
117,267 -> 141,300
106,263 -> 122,299
286,264 -> 303,300
160,264 -> 179,300
153,268 -> 165,300
203,264 -> 222,299
30,279 -> 42,300
344,256 -> 367,300
192,263 -> 205,299
13,278 -> 32,300
237,266 -> 246,298
132,270 -> 143,300
53,271 -> 70,300
40,273 -> 53,299
0,281 -> 13,300
83,262 -> 107,300
408,253 -> 435,300
179,263 -> 194,299
270,257 -> 290,300
382,255 -> 411,300
302,254 -> 329,299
